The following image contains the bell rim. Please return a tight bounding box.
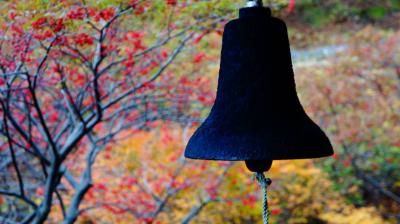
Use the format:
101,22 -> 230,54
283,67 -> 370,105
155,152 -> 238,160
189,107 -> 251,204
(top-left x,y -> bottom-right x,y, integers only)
184,148 -> 334,161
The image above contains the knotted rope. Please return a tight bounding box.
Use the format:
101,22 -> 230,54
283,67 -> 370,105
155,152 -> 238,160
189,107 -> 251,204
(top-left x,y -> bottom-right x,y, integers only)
255,172 -> 272,224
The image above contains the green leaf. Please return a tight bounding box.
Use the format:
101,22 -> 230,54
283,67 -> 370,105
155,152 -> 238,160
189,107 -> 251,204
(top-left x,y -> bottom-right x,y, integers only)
366,6 -> 387,20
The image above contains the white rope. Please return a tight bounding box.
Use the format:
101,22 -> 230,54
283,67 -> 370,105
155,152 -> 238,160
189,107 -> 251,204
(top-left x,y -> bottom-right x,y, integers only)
255,172 -> 272,224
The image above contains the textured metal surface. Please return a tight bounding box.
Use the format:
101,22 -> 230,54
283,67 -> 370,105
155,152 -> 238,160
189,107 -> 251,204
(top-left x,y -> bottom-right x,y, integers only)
184,7 -> 333,161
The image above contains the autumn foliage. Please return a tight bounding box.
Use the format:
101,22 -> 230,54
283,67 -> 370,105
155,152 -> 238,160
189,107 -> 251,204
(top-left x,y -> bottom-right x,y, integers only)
0,0 -> 399,224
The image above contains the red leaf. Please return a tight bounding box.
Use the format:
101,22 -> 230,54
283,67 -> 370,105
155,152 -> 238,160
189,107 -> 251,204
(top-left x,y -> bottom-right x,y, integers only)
287,0 -> 296,14
32,17 -> 47,29
75,33 -> 94,46
193,52 -> 206,64
193,33 -> 205,44
125,31 -> 144,40
95,7 -> 115,22
8,11 -> 17,20
66,7 -> 86,20
166,0 -> 177,6
271,208 -> 282,215
50,18 -> 64,32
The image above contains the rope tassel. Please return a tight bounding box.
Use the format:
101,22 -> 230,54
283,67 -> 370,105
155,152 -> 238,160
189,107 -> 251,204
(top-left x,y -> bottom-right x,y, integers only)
255,172 -> 272,224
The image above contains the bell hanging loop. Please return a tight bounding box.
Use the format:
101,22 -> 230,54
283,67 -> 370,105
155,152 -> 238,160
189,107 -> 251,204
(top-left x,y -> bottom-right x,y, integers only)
246,0 -> 263,7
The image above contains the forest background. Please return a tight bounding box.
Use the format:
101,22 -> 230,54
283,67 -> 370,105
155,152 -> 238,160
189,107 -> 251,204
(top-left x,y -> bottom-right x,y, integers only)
0,0 -> 399,223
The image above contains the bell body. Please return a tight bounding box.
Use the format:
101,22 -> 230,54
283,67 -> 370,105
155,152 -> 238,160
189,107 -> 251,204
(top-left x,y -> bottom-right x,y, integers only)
185,7 -> 333,161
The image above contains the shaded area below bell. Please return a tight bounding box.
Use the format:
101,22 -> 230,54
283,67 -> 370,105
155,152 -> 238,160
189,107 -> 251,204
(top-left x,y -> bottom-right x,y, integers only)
184,7 -> 333,161
245,160 -> 273,172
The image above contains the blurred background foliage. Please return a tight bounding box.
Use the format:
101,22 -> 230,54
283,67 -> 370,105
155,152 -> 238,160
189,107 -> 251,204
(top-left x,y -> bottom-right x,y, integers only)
79,0 -> 400,223
286,0 -> 400,27
0,0 -> 399,223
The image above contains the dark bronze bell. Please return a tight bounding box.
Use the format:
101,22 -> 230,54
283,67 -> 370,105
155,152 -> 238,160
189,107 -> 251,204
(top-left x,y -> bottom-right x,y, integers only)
185,6 -> 333,172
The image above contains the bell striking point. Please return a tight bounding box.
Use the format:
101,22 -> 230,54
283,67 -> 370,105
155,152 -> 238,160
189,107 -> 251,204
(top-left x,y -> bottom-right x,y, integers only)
184,7 -> 333,162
